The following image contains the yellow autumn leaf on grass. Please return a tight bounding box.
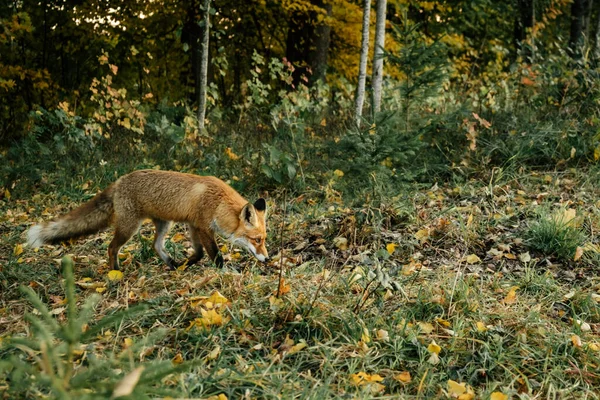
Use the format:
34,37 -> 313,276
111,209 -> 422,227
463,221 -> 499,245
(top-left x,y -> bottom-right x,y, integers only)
205,395 -> 228,400
428,340 -> 441,354
574,246 -> 584,261
503,286 -> 518,305
333,236 -> 348,250
207,345 -> 221,360
225,147 -> 240,160
288,340 -> 307,355
172,353 -> 184,365
206,291 -> 229,307
571,334 -> 582,348
475,321 -> 487,332
333,169 -> 344,178
171,232 -> 186,242
447,380 -> 475,399
465,254 -> 481,264
107,270 -> 123,281
220,244 -> 228,253
13,244 -> 23,256
123,337 -> 133,348
394,371 -> 411,383
415,228 -> 430,243
350,372 -> 385,393
386,243 -> 397,255
4,189 -> 10,200
417,321 -> 434,334
490,392 -> 509,400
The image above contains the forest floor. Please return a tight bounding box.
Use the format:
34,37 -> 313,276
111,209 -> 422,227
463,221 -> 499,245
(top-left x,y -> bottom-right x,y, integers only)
1,168 -> 600,399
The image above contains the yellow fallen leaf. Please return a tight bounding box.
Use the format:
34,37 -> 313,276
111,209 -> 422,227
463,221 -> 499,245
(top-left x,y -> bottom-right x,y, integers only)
490,392 -> 508,400
207,345 -> 221,360
475,321 -> 487,332
386,243 -> 397,255
447,380 -> 466,397
415,228 -> 430,243
171,232 -> 186,243
574,246 -> 584,261
350,372 -> 384,386
288,340 -> 307,355
107,270 -> 123,281
123,338 -> 133,348
13,244 -> 23,256
333,236 -> 348,250
435,318 -> 451,328
207,290 -> 229,307
394,371 -> 411,383
220,244 -> 228,253
205,395 -> 228,400
172,353 -> 184,365
4,189 -> 10,200
588,342 -> 600,351
503,286 -> 518,305
417,321 -> 434,334
465,254 -> 481,264
571,334 -> 582,348
428,340 -> 441,354
333,169 -> 344,178
95,287 -> 107,293
375,329 -> 389,342
112,366 -> 144,398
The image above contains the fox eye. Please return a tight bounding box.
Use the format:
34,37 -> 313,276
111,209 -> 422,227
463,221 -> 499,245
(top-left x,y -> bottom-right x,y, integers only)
251,237 -> 262,244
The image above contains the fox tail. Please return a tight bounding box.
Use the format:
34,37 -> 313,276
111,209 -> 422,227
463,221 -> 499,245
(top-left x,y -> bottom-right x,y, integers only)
27,184 -> 115,247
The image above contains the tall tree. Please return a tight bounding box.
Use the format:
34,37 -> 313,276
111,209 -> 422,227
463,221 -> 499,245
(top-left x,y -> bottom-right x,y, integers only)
514,0 -> 535,58
354,0 -> 372,125
198,0 -> 211,132
308,0 -> 333,85
570,0 -> 588,58
371,0 -> 387,115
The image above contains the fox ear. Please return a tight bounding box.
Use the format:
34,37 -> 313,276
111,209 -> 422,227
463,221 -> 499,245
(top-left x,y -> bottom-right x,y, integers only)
254,198 -> 266,212
240,203 -> 258,226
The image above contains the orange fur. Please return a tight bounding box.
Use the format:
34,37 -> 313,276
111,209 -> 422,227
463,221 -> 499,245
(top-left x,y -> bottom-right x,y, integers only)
27,170 -> 269,269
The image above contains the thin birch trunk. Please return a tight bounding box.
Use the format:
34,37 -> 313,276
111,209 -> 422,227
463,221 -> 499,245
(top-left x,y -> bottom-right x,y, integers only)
371,0 -> 387,115
354,0 -> 371,126
198,0 -> 211,132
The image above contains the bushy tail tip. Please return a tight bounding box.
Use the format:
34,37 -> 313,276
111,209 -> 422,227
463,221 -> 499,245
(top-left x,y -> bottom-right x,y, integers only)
27,225 -> 45,248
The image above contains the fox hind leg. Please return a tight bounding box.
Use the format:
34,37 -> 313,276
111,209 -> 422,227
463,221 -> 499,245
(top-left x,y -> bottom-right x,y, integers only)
108,220 -> 141,270
152,219 -> 176,269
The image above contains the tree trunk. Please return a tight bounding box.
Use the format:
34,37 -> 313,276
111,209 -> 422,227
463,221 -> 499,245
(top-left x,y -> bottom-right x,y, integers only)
197,0 -> 210,132
354,0 -> 372,126
514,0 -> 535,58
308,0 -> 332,85
371,0 -> 387,115
570,0 -> 588,58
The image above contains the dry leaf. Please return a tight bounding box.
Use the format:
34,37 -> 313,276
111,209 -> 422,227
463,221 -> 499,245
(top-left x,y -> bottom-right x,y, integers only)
503,286 -> 518,305
574,246 -> 584,261
333,236 -> 348,250
111,366 -> 144,399
107,270 -> 124,281
386,243 -> 397,255
394,371 -> 411,383
571,334 -> 582,348
490,392 -> 508,400
428,340 -> 441,354
465,254 -> 481,264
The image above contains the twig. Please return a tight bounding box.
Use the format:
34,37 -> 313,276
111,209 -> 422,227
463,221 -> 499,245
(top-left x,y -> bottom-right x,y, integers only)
276,190 -> 288,298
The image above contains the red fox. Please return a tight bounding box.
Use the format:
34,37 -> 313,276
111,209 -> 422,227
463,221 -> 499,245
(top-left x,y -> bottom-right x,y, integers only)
27,170 -> 269,270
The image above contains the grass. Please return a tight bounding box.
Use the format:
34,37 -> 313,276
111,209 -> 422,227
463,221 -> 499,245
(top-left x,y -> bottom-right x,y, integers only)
1,168 -> 600,399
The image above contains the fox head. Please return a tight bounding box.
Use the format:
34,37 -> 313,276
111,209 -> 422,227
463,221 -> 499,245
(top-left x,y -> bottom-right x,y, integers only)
233,198 -> 269,262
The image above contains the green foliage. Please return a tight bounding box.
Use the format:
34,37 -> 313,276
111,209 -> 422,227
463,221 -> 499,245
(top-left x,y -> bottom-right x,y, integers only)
525,209 -> 586,262
0,256 -> 192,399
